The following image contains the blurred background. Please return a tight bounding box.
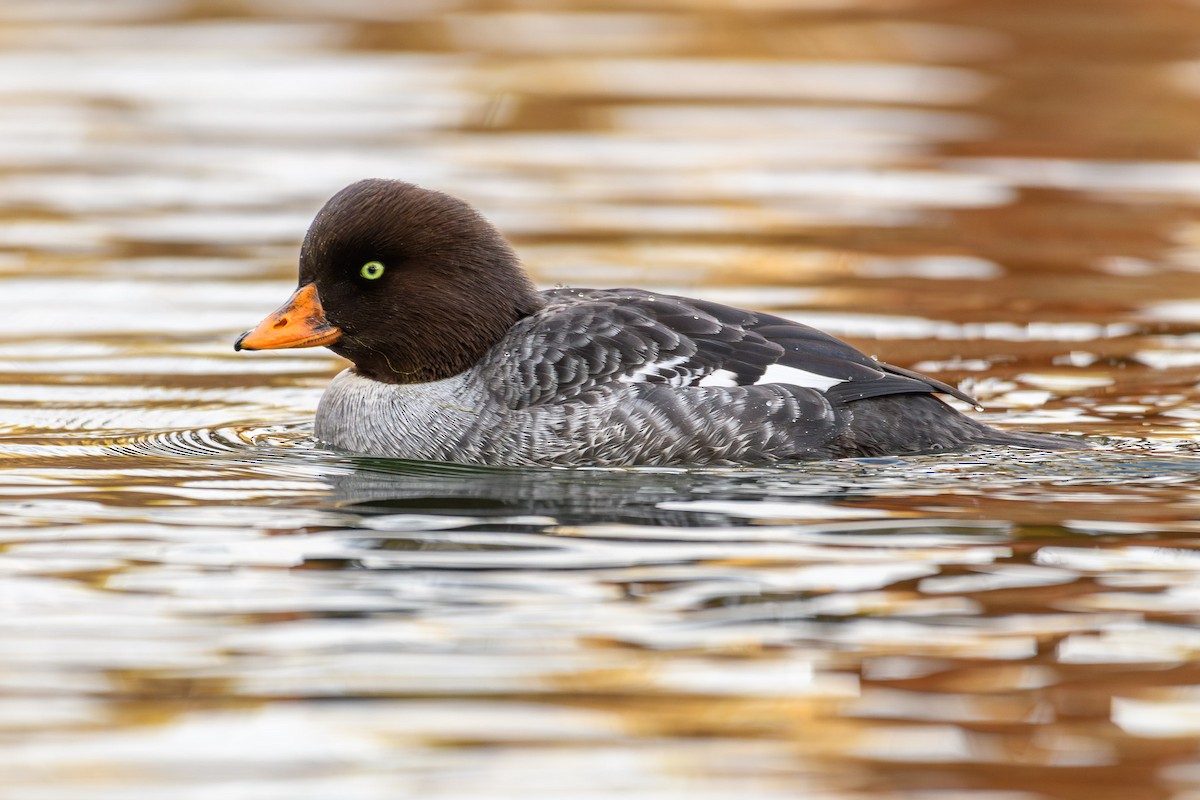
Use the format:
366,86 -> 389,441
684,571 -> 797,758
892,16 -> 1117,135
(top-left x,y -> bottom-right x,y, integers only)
6,1 -> 1200,799
6,0 -> 1200,425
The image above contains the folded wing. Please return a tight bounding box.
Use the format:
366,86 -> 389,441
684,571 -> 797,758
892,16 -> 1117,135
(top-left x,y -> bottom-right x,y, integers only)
487,287 -> 977,410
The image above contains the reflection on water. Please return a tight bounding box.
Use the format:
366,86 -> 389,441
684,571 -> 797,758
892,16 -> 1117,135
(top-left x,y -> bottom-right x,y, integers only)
5,0 -> 1200,798
10,442 -> 1200,798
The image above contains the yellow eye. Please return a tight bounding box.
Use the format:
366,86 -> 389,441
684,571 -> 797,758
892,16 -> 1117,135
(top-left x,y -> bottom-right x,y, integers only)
360,261 -> 385,280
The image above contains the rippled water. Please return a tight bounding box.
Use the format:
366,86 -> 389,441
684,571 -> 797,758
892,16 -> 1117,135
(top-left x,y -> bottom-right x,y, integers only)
6,1 -> 1200,798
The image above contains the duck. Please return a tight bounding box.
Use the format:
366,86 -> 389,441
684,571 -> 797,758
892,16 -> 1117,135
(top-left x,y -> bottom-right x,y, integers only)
235,179 -> 1074,466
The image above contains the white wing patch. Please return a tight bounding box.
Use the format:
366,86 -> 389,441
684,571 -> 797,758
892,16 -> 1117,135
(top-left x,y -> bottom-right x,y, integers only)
621,359 -> 847,392
618,355 -> 691,386
697,368 -> 739,388
756,363 -> 846,392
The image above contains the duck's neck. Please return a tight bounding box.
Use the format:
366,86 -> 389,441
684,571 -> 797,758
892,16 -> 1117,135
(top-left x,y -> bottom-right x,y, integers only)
337,285 -> 546,384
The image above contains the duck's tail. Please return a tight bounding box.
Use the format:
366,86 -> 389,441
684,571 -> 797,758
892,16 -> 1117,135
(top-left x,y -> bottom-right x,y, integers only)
967,426 -> 1081,451
837,393 -> 1082,457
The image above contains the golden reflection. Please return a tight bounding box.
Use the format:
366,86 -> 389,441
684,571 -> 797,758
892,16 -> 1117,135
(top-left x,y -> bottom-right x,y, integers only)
4,0 -> 1200,799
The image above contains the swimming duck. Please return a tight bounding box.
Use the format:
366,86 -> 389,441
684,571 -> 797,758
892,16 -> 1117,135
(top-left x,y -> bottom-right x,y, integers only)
235,179 -> 1072,466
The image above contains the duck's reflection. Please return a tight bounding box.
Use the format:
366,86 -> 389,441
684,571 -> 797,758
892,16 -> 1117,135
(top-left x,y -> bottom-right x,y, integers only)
321,457 -> 778,527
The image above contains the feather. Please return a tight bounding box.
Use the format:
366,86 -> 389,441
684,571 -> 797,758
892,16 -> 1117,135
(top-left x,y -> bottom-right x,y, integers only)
486,288 -> 976,411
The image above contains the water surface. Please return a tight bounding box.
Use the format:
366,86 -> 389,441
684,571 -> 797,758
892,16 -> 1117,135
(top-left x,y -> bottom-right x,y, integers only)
4,2 -> 1200,799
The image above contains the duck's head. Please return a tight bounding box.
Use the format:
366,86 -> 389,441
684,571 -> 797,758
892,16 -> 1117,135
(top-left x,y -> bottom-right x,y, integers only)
235,179 -> 544,383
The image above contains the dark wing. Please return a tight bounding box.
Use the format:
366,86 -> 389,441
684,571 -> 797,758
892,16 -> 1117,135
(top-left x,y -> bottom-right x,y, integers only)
487,288 -> 978,410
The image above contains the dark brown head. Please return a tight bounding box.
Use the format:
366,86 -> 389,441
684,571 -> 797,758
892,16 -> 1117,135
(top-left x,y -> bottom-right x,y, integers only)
235,179 -> 545,382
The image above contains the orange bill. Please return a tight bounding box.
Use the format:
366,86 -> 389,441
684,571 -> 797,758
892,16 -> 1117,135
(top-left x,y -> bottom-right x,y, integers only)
234,283 -> 342,351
